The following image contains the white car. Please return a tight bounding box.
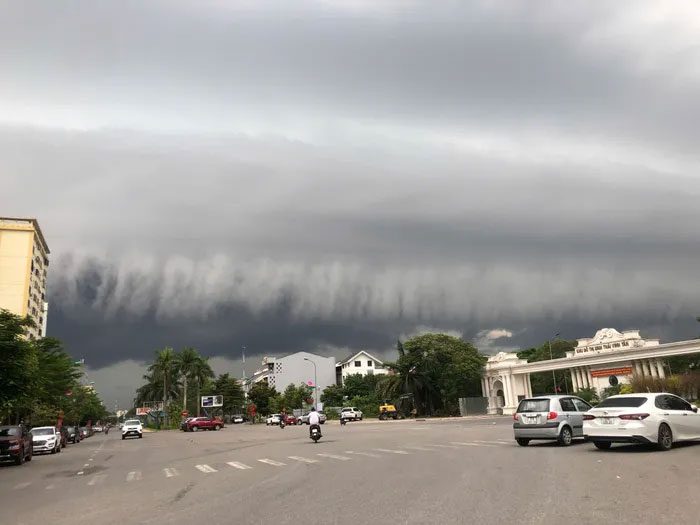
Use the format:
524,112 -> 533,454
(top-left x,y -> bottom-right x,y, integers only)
121,419 -> 143,440
31,426 -> 61,454
266,414 -> 281,426
583,393 -> 700,451
340,407 -> 363,421
92,425 -> 103,433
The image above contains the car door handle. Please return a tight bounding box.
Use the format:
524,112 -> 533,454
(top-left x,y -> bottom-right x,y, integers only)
663,413 -> 670,416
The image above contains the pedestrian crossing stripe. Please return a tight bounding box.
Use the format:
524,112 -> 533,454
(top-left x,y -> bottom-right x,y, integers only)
345,450 -> 381,458
227,461 -> 253,470
258,458 -> 286,467
88,474 -> 107,486
316,453 -> 350,461
288,456 -> 319,463
374,448 -> 409,454
163,468 -> 179,477
195,464 -> 217,473
126,471 -> 142,482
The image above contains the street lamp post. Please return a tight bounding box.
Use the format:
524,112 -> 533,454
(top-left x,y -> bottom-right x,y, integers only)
303,357 -> 318,408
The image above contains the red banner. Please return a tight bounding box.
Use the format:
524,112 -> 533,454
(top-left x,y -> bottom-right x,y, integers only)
591,367 -> 633,378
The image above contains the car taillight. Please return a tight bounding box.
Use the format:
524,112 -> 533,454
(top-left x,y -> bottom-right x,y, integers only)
618,413 -> 650,421
547,411 -> 558,420
582,414 -> 596,421
513,413 -> 518,421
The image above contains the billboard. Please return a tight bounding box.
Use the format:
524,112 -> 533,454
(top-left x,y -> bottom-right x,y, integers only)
136,407 -> 150,416
201,395 -> 223,408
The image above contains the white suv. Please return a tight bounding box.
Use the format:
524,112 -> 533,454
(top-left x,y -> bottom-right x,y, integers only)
340,407 -> 363,421
121,419 -> 143,440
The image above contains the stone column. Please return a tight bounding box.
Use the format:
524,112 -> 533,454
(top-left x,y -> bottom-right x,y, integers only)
649,360 -> 659,379
585,368 -> 593,388
526,374 -> 533,397
501,375 -> 510,408
571,369 -> 580,392
634,361 -> 644,377
506,374 -> 515,407
656,360 -> 666,379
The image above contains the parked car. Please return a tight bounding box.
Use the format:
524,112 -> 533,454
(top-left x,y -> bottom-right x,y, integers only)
583,393 -> 700,451
0,425 -> 33,465
266,414 -> 282,426
183,417 -> 223,432
298,412 -> 327,425
513,395 -> 592,446
282,414 -> 298,425
65,426 -> 81,443
180,417 -> 195,431
121,419 -> 143,440
92,425 -> 103,433
79,427 -> 89,439
340,407 -> 363,421
31,426 -> 61,454
232,414 -> 245,424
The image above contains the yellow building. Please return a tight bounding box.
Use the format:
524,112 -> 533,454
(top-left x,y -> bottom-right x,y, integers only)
0,217 -> 50,339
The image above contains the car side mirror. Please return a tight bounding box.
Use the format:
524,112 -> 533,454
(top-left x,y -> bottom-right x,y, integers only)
692,405 -> 698,413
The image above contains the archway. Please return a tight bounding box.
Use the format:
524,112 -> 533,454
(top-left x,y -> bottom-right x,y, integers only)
492,379 -> 504,409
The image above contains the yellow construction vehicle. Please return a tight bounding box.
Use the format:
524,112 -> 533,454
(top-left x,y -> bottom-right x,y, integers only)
378,401 -> 398,420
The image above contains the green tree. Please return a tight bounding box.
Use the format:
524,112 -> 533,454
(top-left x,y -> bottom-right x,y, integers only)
176,347 -> 200,413
280,383 -> 313,412
248,382 -> 278,416
320,384 -> 345,407
147,347 -> 178,409
381,334 -> 486,416
0,310 -> 38,422
517,339 -> 576,395
189,354 -> 214,416
204,373 -> 245,415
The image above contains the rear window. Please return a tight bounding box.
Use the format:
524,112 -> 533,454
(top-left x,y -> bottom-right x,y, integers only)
517,399 -> 550,413
596,397 -> 647,408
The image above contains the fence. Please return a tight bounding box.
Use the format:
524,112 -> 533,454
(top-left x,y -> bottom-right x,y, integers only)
458,397 -> 489,416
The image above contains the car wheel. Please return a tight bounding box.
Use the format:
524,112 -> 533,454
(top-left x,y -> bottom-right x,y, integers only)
657,423 -> 673,451
15,451 -> 25,465
593,441 -> 611,450
50,447 -> 56,454
516,438 -> 530,447
557,426 -> 573,446
26,449 -> 32,461
122,435 -> 125,440
57,445 -> 62,453
214,425 -> 220,431
138,434 -> 143,439
192,426 -> 199,432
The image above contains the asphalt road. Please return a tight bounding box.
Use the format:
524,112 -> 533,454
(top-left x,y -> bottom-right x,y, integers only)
2,418 -> 699,525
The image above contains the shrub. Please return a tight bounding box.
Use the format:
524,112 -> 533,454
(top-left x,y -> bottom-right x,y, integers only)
574,387 -> 599,404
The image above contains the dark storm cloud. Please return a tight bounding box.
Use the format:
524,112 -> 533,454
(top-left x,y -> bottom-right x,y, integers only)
2,1 -> 700,406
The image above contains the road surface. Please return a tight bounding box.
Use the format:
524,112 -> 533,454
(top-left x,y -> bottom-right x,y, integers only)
1,418 -> 698,524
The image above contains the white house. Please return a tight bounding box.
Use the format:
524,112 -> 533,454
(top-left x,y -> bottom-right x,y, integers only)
336,350 -> 388,385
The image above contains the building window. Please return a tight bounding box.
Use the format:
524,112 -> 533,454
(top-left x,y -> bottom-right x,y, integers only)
354,361 -> 361,367
367,360 -> 373,367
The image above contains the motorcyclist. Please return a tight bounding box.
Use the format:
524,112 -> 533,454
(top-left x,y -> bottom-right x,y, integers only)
307,407 -> 321,438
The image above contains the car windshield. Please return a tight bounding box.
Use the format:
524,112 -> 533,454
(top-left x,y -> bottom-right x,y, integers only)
125,420 -> 141,426
32,428 -> 55,435
0,427 -> 19,437
517,399 -> 550,413
595,397 -> 647,408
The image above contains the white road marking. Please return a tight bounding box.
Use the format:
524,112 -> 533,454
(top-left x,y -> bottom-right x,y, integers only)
405,445 -> 433,451
126,470 -> 142,481
426,444 -> 458,449
88,474 -> 107,486
45,484 -> 55,490
195,464 -> 218,473
345,450 -> 381,458
77,471 -> 84,476
450,441 -> 482,447
316,453 -> 351,461
83,463 -> 90,467
227,461 -> 253,470
258,458 -> 286,467
163,468 -> 179,478
374,448 -> 409,455
288,456 -> 319,463
471,440 -> 506,446
13,482 -> 31,490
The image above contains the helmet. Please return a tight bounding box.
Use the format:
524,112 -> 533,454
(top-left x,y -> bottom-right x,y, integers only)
310,407 -> 316,411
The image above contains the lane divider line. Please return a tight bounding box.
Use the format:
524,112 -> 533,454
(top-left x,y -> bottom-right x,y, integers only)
316,453 -> 351,461
227,461 -> 253,470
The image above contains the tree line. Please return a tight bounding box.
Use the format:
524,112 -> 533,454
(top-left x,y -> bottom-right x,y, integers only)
134,346 -> 245,426
0,309 -> 108,426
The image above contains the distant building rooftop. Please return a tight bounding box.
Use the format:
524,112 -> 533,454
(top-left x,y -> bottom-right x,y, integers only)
0,217 -> 50,254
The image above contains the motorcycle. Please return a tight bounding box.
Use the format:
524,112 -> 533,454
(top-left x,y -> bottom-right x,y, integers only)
279,418 -> 285,429
340,417 -> 347,426
310,424 -> 322,443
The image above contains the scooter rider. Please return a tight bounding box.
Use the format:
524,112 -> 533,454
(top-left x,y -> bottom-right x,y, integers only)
307,407 -> 321,437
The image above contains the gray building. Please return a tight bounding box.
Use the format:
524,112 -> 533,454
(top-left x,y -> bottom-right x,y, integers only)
250,351 -> 336,407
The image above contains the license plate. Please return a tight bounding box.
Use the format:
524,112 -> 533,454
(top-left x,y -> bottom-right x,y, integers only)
525,416 -> 537,424
600,417 -> 614,425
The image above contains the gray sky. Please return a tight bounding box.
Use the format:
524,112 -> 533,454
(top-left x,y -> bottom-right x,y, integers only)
2,1 -> 700,408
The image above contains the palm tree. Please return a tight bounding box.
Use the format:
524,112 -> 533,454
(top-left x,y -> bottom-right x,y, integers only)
147,347 -> 178,415
190,355 -> 214,416
176,347 -> 200,413
377,340 -> 437,415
